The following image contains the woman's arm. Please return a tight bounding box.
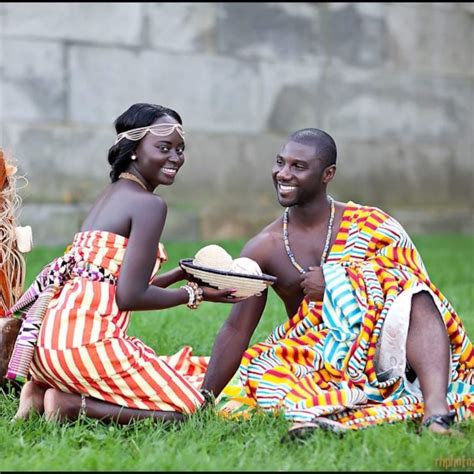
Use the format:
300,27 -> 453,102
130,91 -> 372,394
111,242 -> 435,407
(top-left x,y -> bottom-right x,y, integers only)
150,267 -> 186,288
115,195 -> 238,312
115,195 -> 188,311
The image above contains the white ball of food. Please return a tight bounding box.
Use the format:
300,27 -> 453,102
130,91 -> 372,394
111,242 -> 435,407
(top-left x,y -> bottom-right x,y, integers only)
229,257 -> 262,276
193,244 -> 233,271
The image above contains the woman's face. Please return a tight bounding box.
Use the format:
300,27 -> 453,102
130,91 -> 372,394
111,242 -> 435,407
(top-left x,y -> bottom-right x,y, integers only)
132,115 -> 185,188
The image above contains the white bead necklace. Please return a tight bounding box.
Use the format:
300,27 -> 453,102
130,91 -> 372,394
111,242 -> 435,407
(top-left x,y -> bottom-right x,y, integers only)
283,196 -> 335,274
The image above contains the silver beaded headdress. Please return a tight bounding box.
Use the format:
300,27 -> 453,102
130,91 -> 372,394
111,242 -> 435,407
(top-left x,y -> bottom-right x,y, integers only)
115,123 -> 185,145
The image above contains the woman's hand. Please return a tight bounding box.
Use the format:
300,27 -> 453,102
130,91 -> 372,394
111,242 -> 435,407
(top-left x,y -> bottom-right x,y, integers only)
300,266 -> 326,301
201,286 -> 248,304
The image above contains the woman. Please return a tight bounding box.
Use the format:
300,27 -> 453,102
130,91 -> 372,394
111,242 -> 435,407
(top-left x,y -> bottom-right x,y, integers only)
7,103 -> 243,424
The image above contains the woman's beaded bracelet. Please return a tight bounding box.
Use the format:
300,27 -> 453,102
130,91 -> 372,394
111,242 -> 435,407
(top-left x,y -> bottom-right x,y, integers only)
186,281 -> 203,309
180,284 -> 195,307
180,282 -> 203,309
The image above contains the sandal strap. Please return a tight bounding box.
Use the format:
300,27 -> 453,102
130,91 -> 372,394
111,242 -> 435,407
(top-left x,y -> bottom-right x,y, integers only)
422,412 -> 456,429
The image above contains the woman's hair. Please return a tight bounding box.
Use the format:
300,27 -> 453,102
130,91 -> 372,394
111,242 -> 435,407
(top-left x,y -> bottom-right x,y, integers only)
107,103 -> 182,182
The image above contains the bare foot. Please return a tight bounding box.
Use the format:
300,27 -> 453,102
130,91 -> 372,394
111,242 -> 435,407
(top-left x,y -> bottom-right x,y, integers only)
12,381 -> 47,421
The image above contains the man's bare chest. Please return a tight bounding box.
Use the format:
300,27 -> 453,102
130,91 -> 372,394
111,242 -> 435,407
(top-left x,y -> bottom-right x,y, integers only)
267,239 -> 323,295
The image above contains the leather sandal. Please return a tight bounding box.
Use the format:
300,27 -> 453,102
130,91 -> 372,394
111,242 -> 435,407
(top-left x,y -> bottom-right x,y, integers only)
421,412 -> 463,436
281,418 -> 349,443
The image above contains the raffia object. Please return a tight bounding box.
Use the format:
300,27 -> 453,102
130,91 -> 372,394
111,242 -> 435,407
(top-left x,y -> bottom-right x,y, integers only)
0,150 -> 26,316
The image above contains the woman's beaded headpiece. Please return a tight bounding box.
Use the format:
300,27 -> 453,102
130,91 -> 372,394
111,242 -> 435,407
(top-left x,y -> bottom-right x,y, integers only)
115,123 -> 185,145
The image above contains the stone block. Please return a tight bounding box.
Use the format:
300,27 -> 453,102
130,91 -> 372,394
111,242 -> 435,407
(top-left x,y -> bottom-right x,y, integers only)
318,71 -> 472,143
3,3 -> 143,46
1,2 -> 472,243
132,131 -> 285,240
331,140 -> 471,210
18,202 -> 91,247
216,3 -> 322,61
268,84 -> 320,135
2,39 -> 65,121
460,3 -> 474,15
324,3 -> 389,67
3,123 -> 112,202
260,61 -> 324,133
69,46 -> 263,132
161,132 -> 285,209
146,3 -> 216,53
0,27 -> 4,128
386,3 -> 474,76
159,133 -> 243,207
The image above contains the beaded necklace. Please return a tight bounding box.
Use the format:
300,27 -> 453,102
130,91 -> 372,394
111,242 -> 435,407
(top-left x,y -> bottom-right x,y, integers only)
283,196 -> 335,274
119,172 -> 148,191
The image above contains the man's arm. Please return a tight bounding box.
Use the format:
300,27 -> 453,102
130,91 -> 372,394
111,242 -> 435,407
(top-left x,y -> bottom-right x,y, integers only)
201,289 -> 267,397
201,231 -> 273,396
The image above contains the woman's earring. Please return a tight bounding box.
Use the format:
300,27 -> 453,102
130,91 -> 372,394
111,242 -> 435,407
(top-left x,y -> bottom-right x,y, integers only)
131,154 -> 137,161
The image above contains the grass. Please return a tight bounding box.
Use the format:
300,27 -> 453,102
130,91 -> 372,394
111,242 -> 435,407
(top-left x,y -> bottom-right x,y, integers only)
1,235 -> 473,471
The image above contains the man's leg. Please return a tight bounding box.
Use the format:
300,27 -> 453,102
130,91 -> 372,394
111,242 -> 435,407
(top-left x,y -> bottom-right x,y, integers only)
43,388 -> 185,425
406,291 -> 456,434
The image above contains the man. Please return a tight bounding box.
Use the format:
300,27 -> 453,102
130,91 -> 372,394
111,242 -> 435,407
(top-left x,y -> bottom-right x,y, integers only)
201,128 -> 473,438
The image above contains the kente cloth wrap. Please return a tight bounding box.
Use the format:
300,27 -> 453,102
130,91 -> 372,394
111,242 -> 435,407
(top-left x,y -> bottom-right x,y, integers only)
216,202 -> 474,429
4,231 -> 206,413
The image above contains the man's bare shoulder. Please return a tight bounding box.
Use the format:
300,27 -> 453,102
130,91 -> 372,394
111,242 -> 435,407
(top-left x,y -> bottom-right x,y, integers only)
240,216 -> 282,267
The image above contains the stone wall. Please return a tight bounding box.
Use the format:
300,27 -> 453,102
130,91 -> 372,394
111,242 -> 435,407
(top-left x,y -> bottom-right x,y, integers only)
0,2 -> 472,246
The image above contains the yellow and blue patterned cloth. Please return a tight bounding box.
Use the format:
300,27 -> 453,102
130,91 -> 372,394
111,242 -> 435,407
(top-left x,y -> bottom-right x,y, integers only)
217,202 -> 474,429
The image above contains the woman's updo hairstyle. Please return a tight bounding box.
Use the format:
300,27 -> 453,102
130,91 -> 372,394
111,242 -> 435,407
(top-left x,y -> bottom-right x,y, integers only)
108,103 -> 182,182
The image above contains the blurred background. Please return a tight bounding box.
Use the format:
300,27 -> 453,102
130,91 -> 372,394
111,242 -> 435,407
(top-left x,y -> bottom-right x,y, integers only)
0,2 -> 473,246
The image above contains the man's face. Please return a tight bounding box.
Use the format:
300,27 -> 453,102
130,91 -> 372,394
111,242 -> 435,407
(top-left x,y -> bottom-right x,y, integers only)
272,140 -> 326,207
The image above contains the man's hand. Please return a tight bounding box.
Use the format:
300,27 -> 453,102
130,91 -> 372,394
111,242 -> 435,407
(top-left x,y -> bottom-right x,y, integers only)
300,266 -> 325,301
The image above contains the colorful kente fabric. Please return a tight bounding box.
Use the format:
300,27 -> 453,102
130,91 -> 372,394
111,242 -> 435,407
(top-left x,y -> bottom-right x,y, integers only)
217,202 -> 474,429
3,231 -> 206,413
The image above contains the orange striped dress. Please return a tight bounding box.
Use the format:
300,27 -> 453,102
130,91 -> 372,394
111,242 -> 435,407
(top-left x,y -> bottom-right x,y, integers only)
30,230 -> 205,413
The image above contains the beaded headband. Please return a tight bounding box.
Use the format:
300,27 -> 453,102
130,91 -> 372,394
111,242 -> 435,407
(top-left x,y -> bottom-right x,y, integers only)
115,123 -> 185,145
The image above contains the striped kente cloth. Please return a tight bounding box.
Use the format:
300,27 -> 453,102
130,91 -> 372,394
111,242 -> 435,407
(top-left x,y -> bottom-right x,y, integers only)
6,230 -> 205,413
217,202 -> 474,429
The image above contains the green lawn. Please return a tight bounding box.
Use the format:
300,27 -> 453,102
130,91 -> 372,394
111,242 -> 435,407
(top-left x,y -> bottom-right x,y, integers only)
1,235 -> 473,471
